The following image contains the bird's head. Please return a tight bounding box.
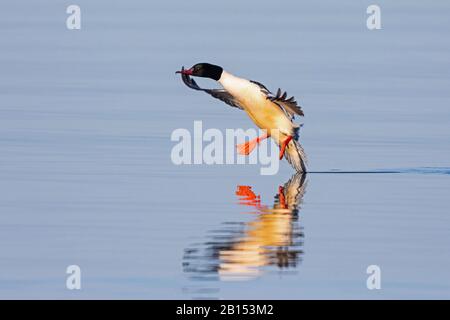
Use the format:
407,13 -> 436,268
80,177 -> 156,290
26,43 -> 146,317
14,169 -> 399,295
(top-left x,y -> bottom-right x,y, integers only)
176,63 -> 223,81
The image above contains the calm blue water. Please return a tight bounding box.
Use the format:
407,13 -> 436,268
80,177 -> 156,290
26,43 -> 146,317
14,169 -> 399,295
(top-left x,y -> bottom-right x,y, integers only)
0,1 -> 450,299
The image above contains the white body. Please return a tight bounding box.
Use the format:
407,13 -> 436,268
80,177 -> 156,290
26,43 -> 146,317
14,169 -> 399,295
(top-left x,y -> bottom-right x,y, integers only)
218,71 -> 297,139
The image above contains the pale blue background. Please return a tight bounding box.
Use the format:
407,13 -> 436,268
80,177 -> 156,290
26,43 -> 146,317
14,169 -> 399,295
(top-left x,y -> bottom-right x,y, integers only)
0,1 -> 449,299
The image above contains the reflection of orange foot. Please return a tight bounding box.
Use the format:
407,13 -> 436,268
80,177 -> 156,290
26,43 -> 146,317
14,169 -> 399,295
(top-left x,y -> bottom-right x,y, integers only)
279,135 -> 293,160
278,186 -> 287,208
236,186 -> 255,197
236,133 -> 269,155
236,186 -> 261,207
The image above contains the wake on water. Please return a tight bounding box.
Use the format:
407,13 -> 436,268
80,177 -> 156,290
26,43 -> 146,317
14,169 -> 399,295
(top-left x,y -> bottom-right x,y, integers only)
306,167 -> 450,175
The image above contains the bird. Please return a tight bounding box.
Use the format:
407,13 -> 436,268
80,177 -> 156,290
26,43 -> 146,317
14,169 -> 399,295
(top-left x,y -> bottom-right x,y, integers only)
176,63 -> 307,172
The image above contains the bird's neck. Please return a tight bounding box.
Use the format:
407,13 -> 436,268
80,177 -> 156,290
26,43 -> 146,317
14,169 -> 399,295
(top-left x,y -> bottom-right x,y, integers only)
218,70 -> 236,84
218,70 -> 249,94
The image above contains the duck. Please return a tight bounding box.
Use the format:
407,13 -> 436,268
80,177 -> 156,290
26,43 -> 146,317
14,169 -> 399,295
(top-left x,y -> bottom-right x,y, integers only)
176,63 -> 307,172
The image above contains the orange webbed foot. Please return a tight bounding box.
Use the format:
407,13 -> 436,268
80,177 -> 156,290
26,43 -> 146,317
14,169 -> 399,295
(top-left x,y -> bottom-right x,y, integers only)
236,139 -> 258,155
236,133 -> 269,156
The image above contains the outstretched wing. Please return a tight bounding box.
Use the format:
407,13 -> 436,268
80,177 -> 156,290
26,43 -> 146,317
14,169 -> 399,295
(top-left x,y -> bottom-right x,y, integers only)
251,81 -> 304,119
180,67 -> 243,110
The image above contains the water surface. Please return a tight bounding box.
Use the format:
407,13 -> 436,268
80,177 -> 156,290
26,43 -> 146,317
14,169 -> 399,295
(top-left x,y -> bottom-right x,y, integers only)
0,1 -> 450,299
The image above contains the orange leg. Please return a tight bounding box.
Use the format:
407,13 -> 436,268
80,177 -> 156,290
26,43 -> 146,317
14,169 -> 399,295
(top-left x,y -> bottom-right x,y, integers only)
279,135 -> 293,160
236,133 -> 269,155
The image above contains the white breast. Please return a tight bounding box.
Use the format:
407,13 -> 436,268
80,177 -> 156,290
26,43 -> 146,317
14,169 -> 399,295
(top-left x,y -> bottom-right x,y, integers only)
218,70 -> 260,101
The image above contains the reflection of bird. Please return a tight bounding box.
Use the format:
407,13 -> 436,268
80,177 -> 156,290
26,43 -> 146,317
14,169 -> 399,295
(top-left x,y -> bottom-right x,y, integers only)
183,173 -> 307,281
176,63 -> 307,172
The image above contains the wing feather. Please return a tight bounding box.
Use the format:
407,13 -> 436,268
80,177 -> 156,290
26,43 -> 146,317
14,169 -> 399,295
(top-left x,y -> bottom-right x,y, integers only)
251,80 -> 304,119
180,67 -> 243,110
268,88 -> 304,119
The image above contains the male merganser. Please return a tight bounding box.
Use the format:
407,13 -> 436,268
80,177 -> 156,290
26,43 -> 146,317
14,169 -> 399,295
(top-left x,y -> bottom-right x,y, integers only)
176,63 -> 307,172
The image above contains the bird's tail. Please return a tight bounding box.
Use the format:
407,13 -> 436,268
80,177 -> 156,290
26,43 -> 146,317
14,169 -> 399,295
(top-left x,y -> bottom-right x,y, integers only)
284,129 -> 307,173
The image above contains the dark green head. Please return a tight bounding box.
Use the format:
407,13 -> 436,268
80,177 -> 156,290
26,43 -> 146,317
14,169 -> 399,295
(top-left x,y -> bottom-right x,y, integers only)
176,63 -> 223,81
